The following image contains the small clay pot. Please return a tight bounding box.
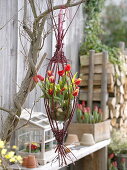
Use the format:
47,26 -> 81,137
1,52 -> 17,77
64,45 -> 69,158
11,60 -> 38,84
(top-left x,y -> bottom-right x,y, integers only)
80,133 -> 95,146
65,134 -> 79,146
22,157 -> 28,167
27,155 -> 37,168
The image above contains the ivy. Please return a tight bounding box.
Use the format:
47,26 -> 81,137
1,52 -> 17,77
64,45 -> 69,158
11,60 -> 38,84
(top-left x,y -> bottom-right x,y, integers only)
80,0 -> 121,66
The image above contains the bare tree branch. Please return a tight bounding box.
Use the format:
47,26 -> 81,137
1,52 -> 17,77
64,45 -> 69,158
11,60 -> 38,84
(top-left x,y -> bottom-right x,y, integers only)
36,0 -> 85,23
23,0 -> 33,39
28,0 -> 38,18
0,107 -> 11,114
36,53 -> 47,71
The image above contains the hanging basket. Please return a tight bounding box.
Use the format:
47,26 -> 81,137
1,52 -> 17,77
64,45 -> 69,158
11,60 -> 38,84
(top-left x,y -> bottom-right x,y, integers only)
33,9 -> 82,166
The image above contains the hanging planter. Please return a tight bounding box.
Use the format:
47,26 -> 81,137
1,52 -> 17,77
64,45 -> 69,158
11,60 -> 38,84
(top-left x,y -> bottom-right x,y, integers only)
33,9 -> 81,166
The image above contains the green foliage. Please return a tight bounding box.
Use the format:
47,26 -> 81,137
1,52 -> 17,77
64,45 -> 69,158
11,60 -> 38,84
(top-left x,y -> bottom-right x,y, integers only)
102,4 -> 127,48
109,129 -> 127,154
80,0 -> 121,65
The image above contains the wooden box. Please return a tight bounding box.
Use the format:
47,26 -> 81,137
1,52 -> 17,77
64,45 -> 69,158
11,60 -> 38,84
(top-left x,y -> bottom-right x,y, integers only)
68,120 -> 110,143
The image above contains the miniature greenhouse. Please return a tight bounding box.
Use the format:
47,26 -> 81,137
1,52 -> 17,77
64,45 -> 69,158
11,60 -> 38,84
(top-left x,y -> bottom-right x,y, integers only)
15,109 -> 56,165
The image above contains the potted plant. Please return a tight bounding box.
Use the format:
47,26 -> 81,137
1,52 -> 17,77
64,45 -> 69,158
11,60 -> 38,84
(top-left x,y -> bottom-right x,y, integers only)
68,101 -> 110,143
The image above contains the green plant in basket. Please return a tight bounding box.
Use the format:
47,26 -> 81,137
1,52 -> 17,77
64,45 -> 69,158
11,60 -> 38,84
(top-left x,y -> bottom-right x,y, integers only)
76,101 -> 102,123
33,64 -> 82,121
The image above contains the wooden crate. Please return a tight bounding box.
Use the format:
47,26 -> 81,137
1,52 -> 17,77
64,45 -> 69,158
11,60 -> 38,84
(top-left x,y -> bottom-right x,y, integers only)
68,120 -> 110,143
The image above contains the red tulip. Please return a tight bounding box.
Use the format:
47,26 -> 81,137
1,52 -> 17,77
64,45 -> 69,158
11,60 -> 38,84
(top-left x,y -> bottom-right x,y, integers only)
74,78 -> 82,85
33,76 -> 38,83
37,75 -> 44,81
98,108 -> 102,114
112,161 -> 117,167
108,153 -> 114,159
94,106 -> 98,112
87,107 -> 90,113
83,108 -> 87,113
48,89 -> 54,95
65,64 -> 71,72
49,76 -> 55,83
72,89 -> 79,96
121,158 -> 126,163
58,70 -> 65,76
82,101 -> 85,107
47,70 -> 52,76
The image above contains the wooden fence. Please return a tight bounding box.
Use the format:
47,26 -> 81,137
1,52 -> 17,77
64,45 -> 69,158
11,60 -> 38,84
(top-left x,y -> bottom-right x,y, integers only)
0,0 -> 83,118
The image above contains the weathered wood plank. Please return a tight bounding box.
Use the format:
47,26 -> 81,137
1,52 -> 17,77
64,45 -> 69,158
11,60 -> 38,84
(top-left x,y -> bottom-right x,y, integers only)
80,73 -> 114,86
79,90 -> 108,101
80,63 -> 115,75
87,50 -> 95,111
80,52 -> 110,67
101,51 -> 108,120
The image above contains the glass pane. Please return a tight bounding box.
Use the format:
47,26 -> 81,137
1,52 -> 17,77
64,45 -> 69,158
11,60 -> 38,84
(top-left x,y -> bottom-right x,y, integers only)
38,114 -> 47,119
31,117 -> 40,122
38,120 -> 49,126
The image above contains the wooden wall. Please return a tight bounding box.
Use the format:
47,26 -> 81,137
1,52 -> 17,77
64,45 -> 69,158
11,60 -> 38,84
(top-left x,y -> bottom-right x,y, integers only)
0,0 -> 83,115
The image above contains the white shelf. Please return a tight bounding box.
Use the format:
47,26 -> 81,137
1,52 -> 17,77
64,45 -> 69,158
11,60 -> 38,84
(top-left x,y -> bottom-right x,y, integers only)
10,139 -> 110,170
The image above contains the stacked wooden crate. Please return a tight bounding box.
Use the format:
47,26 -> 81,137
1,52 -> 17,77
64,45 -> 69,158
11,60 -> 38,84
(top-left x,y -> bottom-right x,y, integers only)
79,44 -> 127,130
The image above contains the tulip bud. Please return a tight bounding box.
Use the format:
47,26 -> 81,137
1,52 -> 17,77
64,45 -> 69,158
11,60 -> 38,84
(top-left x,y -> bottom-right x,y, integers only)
58,70 -> 65,76
74,78 -> 82,85
37,75 -> 44,81
48,89 -> 54,95
72,89 -> 79,96
64,64 -> 71,72
47,70 -> 52,76
33,76 -> 38,83
49,76 -> 55,83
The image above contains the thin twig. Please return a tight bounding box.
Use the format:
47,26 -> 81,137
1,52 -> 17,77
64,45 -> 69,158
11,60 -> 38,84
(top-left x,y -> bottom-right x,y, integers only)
0,107 -> 11,114
23,0 -> 33,39
35,0 -> 86,23
28,0 -> 38,18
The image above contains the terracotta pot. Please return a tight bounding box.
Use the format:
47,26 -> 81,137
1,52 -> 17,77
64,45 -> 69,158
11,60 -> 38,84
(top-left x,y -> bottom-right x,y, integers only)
27,155 -> 37,168
80,133 -> 95,146
65,134 -> 79,146
22,157 -> 28,167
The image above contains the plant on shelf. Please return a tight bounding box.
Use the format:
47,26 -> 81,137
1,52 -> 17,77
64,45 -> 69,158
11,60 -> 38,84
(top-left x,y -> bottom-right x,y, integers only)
25,142 -> 41,153
76,101 -> 102,123
33,64 -> 82,121
0,140 -> 22,169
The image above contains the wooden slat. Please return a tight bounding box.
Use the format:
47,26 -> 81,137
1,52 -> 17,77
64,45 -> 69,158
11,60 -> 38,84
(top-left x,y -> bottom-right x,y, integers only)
101,51 -> 108,120
80,73 -> 114,86
79,90 -> 108,101
80,52 -> 110,67
80,63 -> 115,75
87,50 -> 95,111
